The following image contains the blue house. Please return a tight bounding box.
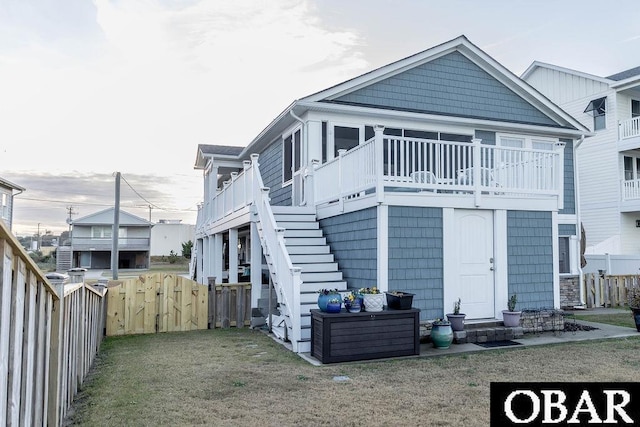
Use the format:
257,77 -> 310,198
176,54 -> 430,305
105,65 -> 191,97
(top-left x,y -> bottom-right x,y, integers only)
193,36 -> 589,353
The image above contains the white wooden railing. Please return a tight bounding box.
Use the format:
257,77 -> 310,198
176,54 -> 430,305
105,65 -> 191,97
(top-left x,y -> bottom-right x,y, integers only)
619,117 -> 640,140
249,154 -> 302,350
622,179 -> 640,200
313,131 -> 564,207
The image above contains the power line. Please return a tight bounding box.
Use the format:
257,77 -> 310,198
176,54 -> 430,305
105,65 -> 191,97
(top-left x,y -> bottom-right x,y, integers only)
120,174 -> 166,211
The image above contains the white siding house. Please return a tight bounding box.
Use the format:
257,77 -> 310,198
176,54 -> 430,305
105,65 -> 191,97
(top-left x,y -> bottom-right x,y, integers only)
0,177 -> 25,231
523,63 -> 640,266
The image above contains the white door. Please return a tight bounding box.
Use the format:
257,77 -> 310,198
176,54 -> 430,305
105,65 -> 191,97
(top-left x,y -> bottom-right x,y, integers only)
452,209 -> 495,319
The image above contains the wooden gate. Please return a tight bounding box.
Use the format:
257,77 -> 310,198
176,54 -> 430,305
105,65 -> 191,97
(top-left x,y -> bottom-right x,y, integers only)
106,273 -> 207,336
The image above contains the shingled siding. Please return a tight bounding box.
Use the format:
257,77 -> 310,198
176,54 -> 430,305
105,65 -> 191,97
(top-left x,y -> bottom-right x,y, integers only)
558,224 -> 576,236
507,211 -> 554,309
319,207 -> 378,290
259,139 -> 291,206
332,51 -> 558,127
560,138 -> 575,215
388,206 -> 443,321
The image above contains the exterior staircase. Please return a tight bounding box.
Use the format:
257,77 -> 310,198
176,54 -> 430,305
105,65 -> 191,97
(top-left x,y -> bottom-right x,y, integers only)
266,206 -> 347,353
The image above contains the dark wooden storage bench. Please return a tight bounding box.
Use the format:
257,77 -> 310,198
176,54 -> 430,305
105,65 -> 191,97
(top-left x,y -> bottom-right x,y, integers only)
310,308 -> 420,363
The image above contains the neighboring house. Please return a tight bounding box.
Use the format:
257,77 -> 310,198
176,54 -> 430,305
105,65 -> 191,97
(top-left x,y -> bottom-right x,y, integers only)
523,62 -> 640,272
193,35 -> 589,353
71,208 -> 153,269
150,219 -> 195,256
0,177 -> 25,231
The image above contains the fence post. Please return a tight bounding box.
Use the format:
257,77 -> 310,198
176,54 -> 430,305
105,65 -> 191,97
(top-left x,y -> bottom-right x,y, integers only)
47,282 -> 64,427
208,277 -> 216,329
221,286 -> 230,328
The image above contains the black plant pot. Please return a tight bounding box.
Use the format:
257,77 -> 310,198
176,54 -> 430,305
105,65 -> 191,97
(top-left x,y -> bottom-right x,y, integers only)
632,308 -> 640,332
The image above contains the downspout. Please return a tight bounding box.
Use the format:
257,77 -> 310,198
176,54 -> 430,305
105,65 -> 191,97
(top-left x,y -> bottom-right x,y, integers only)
574,135 -> 586,308
289,109 -> 307,206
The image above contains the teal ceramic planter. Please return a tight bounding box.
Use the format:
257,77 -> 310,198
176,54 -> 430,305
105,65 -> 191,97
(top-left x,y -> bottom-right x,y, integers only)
431,323 -> 453,349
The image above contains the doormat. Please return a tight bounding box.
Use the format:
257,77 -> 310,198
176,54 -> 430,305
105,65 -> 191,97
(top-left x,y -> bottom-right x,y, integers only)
475,340 -> 522,348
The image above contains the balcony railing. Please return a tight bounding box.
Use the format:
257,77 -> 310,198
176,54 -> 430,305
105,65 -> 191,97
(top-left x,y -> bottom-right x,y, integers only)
313,132 -> 564,207
622,179 -> 640,200
619,117 -> 640,140
72,237 -> 150,250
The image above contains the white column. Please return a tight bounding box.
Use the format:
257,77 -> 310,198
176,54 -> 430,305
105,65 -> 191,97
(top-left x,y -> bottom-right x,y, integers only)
374,125 -> 385,203
555,141 -> 566,211
377,204 -> 388,292
307,120 -> 322,165
197,238 -> 204,284
552,211 -> 560,308
250,219 -> 262,310
228,229 -> 238,283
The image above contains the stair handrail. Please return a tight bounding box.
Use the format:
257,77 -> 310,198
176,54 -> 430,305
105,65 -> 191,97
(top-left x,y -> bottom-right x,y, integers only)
249,154 -> 302,351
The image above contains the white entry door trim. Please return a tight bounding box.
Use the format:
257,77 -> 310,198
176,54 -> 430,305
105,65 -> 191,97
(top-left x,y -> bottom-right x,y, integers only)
443,208 -> 507,320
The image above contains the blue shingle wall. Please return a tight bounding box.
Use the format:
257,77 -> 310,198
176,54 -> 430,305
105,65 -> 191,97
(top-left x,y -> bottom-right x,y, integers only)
319,208 -> 378,290
507,211 -> 554,309
560,138 -> 575,215
333,51 -> 558,127
259,140 -> 291,206
388,206 -> 443,321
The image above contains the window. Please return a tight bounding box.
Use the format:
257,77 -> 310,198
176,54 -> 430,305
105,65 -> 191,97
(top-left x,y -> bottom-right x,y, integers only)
623,155 -> 640,181
584,97 -> 606,131
334,126 -> 359,157
282,128 -> 301,183
632,100 -> 640,118
558,236 -> 571,274
91,226 -> 112,239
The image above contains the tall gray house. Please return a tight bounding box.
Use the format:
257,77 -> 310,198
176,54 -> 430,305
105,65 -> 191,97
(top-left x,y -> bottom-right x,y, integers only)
70,208 -> 153,269
0,177 -> 25,231
193,36 -> 588,353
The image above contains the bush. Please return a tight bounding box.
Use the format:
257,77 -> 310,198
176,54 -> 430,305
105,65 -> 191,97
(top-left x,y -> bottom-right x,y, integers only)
181,240 -> 193,259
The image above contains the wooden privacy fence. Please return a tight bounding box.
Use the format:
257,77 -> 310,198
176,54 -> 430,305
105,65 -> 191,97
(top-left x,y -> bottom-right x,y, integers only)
583,273 -> 640,308
106,273 -> 207,335
209,282 -> 252,328
1,219 -> 106,427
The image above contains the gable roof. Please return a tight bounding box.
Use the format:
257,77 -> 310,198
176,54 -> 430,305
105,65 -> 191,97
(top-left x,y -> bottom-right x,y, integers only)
0,176 -> 26,192
73,208 -> 151,226
200,36 -> 589,163
522,61 -> 640,92
194,144 -> 244,170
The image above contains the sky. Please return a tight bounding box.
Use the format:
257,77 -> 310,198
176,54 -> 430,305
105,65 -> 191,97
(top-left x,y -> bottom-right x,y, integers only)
1,0 -> 639,236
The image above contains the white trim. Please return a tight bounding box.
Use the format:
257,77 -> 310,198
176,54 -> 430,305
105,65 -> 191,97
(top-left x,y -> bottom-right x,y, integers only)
494,210 -> 508,318
496,132 -> 558,149
282,125 -> 303,186
298,101 -> 590,138
552,211 -> 560,308
442,208 -> 455,317
521,61 -> 612,85
377,204 -> 388,292
326,121 -> 365,162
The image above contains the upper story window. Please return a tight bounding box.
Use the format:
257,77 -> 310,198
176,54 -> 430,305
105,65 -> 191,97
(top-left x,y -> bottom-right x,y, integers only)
1,193 -> 8,220
584,97 -> 606,131
91,226 -> 126,239
632,100 -> 640,118
283,128 -> 301,184
497,134 -> 556,150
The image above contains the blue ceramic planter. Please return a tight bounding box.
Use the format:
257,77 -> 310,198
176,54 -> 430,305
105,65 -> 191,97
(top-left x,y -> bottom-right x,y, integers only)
318,293 -> 340,312
326,302 -> 342,313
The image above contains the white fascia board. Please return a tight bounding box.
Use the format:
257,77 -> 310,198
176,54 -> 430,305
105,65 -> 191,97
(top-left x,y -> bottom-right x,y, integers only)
521,61 -> 611,85
298,100 -> 591,138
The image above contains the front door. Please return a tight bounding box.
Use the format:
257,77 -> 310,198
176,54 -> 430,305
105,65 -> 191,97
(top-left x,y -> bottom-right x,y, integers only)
451,209 -> 495,319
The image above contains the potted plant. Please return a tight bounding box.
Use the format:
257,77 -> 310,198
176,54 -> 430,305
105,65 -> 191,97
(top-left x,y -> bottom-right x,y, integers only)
431,318 -> 453,349
360,287 -> 384,312
317,289 -> 341,312
502,294 -> 522,327
343,291 -> 362,313
446,298 -> 466,331
627,287 -> 640,332
326,297 -> 342,313
386,291 -> 414,310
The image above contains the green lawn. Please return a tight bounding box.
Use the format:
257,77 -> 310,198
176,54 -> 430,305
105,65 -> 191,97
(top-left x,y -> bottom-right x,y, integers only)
573,312 -> 636,329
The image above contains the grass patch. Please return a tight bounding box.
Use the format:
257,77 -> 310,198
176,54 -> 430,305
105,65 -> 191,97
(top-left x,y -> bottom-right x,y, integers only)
573,312 -> 636,329
66,329 -> 640,426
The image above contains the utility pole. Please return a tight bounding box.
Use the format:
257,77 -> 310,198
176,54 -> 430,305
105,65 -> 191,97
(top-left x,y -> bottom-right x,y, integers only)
37,223 -> 41,251
112,172 -> 121,280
